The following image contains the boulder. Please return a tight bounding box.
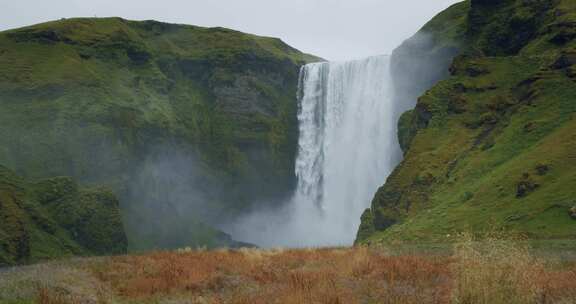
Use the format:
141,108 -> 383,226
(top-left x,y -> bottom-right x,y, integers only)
516,173 -> 540,198
550,51 -> 576,69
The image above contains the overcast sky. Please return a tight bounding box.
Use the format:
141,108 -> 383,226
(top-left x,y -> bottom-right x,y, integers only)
0,0 -> 460,61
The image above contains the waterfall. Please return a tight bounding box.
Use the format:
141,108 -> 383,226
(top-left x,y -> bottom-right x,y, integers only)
227,55 -> 400,247
293,55 -> 398,245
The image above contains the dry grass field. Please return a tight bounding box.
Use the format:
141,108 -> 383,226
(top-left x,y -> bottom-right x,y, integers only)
1,236 -> 575,304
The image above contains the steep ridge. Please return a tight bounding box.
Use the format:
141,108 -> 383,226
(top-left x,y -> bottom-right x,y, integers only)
0,165 -> 126,266
0,18 -> 320,251
358,0 -> 576,244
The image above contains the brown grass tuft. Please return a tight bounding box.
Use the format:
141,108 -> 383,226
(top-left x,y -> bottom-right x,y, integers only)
452,233 -> 576,304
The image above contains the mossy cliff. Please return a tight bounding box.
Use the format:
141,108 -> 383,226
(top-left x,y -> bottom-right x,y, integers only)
358,0 -> 576,244
0,18 -> 319,251
0,165 -> 126,266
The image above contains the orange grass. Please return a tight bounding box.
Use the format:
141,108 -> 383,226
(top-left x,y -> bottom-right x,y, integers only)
92,247 -> 452,304
26,244 -> 576,304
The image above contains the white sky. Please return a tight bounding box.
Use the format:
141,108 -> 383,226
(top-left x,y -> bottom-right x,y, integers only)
0,0 -> 460,61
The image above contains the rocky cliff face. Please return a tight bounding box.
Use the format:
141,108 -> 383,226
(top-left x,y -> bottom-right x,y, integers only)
0,165 -> 126,266
358,0 -> 576,244
0,18 -> 319,251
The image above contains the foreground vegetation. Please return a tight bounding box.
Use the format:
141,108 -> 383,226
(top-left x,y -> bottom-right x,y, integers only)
1,236 -> 575,304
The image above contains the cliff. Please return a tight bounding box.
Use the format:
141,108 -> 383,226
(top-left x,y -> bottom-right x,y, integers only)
0,18 -> 319,251
358,0 -> 576,244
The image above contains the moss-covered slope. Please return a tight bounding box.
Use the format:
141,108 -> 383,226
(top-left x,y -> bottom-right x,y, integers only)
358,0 -> 576,244
0,18 -> 319,251
0,165 -> 126,266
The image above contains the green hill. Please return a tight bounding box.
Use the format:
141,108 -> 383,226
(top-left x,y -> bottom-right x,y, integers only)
358,0 -> 576,244
0,165 -> 126,266
0,17 -> 320,252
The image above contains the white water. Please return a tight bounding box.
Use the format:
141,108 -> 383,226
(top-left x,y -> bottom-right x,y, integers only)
227,55 -> 400,247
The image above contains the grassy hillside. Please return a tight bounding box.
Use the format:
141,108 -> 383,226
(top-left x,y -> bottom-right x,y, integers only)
0,165 -> 126,266
0,18 -> 320,252
358,0 -> 576,244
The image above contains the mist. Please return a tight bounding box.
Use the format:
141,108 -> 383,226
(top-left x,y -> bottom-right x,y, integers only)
122,146 -> 228,251
224,56 -> 399,247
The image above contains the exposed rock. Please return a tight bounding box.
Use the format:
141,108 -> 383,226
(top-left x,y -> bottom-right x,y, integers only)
450,56 -> 490,77
414,103 -> 433,129
516,174 -> 540,198
397,110 -> 417,154
550,51 -> 576,70
505,214 -> 526,222
570,206 -> 576,219
7,29 -> 66,44
523,122 -> 538,133
549,22 -> 576,45
468,0 -> 555,56
448,96 -> 468,114
535,164 -> 550,176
